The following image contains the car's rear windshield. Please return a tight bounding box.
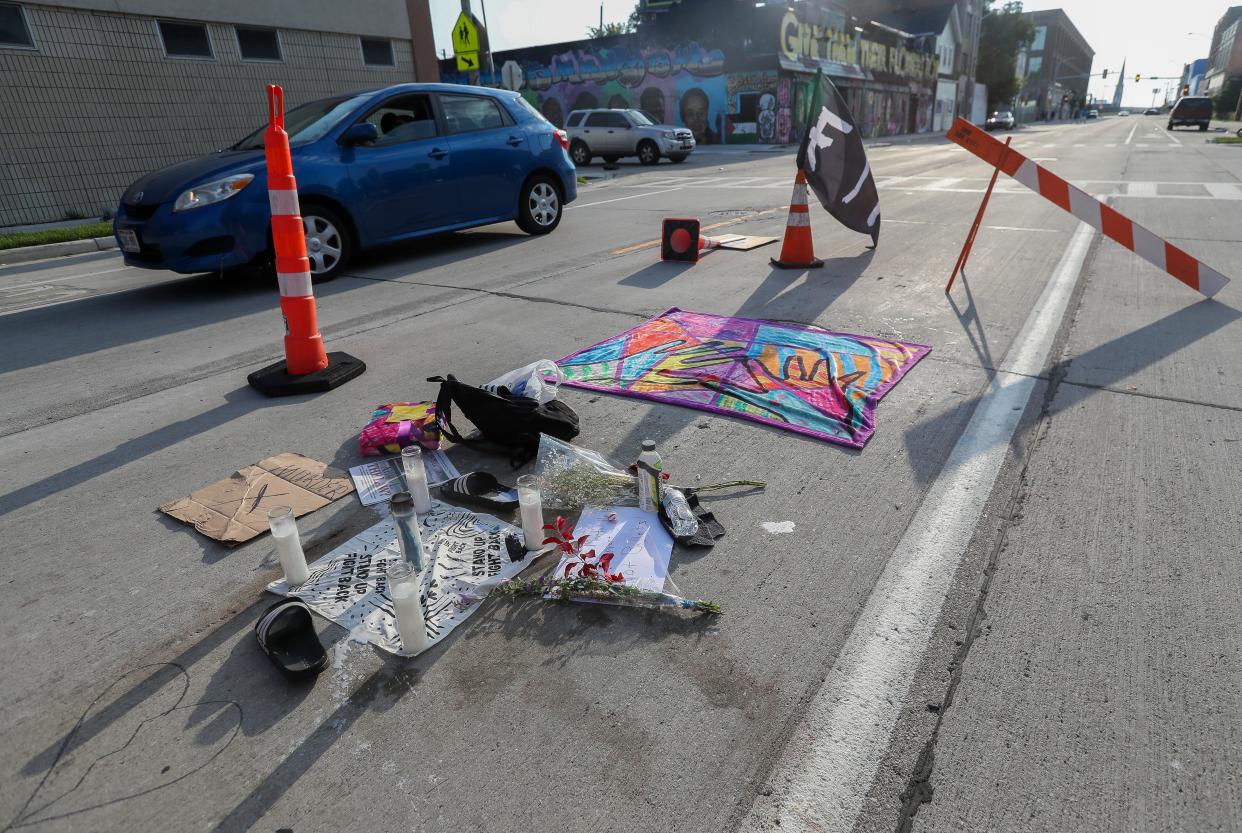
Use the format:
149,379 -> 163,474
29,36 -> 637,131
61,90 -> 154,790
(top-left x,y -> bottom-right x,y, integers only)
232,93 -> 371,150
1175,98 -> 1212,113
514,95 -> 551,125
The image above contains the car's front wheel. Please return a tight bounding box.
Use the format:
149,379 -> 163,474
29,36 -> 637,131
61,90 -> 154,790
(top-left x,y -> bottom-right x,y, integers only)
301,204 -> 351,281
516,175 -> 562,235
637,140 -> 660,165
570,141 -> 591,166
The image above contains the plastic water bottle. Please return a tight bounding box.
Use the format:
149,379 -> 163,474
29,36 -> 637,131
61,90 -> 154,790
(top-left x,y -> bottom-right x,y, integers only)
636,440 -> 662,513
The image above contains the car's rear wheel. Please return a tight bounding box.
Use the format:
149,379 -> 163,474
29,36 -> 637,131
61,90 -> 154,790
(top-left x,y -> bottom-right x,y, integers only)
517,175 -> 562,235
300,204 -> 351,281
668,154 -> 688,163
1167,121 -> 1175,130
1199,123 -> 1208,131
638,140 -> 660,165
570,141 -> 591,166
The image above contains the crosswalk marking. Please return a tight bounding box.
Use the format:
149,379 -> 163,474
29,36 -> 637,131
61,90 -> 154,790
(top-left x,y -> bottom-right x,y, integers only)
609,174 -> 1242,202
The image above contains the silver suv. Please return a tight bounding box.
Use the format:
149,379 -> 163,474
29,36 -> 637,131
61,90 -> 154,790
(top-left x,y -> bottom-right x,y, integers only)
565,108 -> 695,166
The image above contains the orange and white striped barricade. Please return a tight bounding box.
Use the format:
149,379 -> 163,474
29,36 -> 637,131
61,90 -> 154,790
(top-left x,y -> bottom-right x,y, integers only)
248,84 -> 365,396
945,117 -> 1229,298
770,169 -> 824,269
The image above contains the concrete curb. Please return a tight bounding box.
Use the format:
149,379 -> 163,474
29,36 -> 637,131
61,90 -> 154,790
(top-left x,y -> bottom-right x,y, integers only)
0,236 -> 117,267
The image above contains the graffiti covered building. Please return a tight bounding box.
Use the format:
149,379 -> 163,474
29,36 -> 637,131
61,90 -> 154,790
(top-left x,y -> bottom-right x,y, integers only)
438,0 -> 941,143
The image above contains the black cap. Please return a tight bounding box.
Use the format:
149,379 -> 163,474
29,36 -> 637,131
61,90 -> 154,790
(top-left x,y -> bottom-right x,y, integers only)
389,491 -> 415,512
642,440 -> 656,451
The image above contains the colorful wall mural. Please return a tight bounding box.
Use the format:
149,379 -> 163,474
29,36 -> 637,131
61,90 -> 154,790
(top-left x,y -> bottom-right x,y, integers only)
445,41 -> 733,144
438,2 -> 942,144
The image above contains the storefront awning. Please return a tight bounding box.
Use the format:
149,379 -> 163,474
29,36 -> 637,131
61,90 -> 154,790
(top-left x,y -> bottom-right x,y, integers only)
779,55 -> 869,81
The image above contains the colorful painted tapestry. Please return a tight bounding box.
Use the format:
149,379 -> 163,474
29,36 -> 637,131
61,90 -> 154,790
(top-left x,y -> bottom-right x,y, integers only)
557,309 -> 930,448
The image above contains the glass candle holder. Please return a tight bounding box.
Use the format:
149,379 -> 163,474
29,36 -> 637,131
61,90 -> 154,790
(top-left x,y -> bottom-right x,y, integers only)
516,474 -> 544,553
401,445 -> 433,515
389,491 -> 425,571
267,505 -> 309,586
387,561 -> 428,655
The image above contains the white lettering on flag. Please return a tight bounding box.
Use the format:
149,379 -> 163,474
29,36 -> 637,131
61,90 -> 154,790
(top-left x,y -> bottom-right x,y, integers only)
806,105 -> 853,172
841,161 -> 871,204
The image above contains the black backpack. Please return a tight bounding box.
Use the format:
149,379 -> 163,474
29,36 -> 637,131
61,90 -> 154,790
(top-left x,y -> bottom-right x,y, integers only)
428,375 -> 579,464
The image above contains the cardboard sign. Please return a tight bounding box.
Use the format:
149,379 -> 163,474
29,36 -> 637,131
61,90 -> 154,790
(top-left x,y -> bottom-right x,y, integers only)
159,453 -> 353,545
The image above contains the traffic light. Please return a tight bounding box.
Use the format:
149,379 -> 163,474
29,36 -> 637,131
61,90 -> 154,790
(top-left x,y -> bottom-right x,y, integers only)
1062,93 -> 1069,103
1182,84 -> 1190,95
1102,69 -> 1108,79
1135,73 -> 1141,82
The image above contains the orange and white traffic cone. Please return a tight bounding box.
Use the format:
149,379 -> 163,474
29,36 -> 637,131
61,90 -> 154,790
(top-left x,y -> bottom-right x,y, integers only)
248,84 -> 365,396
770,169 -> 823,269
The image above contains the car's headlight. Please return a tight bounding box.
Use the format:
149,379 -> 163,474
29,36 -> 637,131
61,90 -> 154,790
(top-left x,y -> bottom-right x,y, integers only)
662,130 -> 677,139
173,173 -> 254,212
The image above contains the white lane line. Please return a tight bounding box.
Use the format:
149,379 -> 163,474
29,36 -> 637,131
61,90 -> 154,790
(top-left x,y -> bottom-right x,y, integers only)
1124,123 -> 1138,145
1125,181 -> 1158,196
1165,130 -> 1183,146
0,265 -> 131,292
1136,142 -> 1150,148
742,220 -> 1096,833
566,186 -> 686,209
885,218 -> 1061,233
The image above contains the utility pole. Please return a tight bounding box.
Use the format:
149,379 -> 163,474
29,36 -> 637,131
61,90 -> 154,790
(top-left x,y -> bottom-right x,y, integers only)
479,0 -> 495,82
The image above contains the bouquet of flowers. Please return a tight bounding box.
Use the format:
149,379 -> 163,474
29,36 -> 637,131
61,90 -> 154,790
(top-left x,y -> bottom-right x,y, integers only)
490,516 -> 721,616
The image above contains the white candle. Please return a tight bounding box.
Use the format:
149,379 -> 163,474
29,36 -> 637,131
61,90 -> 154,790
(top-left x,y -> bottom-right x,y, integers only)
516,475 -> 544,552
390,578 -> 429,655
267,506 -> 309,586
401,446 -> 433,515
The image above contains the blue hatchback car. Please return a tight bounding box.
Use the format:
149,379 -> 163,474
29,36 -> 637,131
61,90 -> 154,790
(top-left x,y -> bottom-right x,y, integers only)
114,83 -> 577,279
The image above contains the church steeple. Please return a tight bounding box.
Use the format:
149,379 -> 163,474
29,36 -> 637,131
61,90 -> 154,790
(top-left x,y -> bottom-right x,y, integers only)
1112,57 -> 1126,108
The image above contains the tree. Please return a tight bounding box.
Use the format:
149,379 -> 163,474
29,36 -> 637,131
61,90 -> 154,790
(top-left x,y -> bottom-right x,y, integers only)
587,4 -> 641,38
976,1 -> 1035,112
1212,76 -> 1242,119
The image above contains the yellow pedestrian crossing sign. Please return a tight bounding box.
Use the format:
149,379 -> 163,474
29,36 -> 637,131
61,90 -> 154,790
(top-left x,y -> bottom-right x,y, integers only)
451,12 -> 479,54
456,51 -> 479,71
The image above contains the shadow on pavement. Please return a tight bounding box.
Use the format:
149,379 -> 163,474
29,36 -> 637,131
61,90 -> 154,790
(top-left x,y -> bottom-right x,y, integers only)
618,260 -> 696,289
948,269 -> 996,371
0,385 -> 279,518
902,298 -> 1242,483
0,230 -> 532,376
735,249 -> 873,323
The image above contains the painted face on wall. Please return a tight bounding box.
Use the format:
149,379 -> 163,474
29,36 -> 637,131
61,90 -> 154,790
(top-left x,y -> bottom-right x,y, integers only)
679,88 -> 710,142
640,87 -> 666,122
541,97 -> 564,128
609,94 -> 628,109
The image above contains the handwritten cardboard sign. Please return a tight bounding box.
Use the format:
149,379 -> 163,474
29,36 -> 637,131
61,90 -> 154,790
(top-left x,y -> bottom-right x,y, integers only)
159,452 -> 353,545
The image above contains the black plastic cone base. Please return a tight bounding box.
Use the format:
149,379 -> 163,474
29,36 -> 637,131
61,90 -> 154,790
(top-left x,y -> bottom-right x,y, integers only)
770,257 -> 824,270
248,351 -> 366,397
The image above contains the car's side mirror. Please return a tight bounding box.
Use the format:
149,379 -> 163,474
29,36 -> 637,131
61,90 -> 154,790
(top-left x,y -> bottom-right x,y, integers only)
341,123 -> 380,145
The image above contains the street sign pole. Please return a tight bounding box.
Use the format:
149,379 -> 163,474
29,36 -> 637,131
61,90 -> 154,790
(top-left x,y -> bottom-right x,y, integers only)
479,0 -> 495,81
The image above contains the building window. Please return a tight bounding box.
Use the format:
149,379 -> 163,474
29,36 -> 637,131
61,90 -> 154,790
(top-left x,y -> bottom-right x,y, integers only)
0,3 -> 35,49
236,26 -> 281,62
360,37 -> 394,67
1027,56 -> 1042,76
1030,25 -> 1046,52
158,20 -> 213,59
440,94 -> 507,134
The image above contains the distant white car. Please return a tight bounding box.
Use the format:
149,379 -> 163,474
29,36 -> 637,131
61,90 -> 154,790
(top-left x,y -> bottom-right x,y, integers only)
1119,110 -> 1130,116
564,108 -> 695,166
985,110 -> 1015,130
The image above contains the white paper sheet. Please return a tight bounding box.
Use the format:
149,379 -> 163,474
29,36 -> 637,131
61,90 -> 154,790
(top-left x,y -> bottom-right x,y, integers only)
267,499 -> 530,655
349,450 -> 461,507
550,505 -> 673,592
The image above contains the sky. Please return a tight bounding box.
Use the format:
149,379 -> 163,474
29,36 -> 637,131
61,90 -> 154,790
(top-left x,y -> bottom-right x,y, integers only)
428,1 -> 1228,108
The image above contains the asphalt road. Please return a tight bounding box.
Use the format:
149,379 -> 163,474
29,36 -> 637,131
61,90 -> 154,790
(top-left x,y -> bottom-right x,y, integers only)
1,115 -> 1239,833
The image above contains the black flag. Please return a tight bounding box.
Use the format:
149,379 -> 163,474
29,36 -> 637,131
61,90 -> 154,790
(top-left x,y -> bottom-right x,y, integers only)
796,70 -> 880,247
